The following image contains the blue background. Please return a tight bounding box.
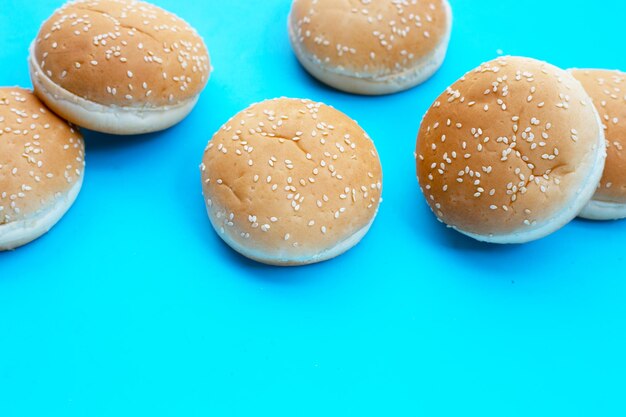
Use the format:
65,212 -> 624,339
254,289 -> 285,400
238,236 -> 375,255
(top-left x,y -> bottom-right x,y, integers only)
1,1 -> 625,415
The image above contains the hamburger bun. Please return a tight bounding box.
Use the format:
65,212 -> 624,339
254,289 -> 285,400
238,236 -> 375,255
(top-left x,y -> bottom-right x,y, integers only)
288,0 -> 452,95
416,56 -> 606,243
0,88 -> 85,250
29,0 -> 211,135
200,98 -> 383,265
570,69 -> 626,220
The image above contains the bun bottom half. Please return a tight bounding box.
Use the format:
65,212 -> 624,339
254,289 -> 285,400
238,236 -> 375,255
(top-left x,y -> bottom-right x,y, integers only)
206,204 -> 377,266
29,46 -> 199,135
0,176 -> 83,251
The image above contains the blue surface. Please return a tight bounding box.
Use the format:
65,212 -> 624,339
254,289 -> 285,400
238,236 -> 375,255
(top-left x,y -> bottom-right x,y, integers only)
1,0 -> 625,415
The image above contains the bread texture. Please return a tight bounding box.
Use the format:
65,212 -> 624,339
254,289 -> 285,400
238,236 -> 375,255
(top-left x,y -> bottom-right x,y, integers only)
571,69 -> 626,220
30,0 -> 211,134
0,88 -> 85,250
416,56 -> 606,243
201,98 -> 383,265
288,0 -> 452,95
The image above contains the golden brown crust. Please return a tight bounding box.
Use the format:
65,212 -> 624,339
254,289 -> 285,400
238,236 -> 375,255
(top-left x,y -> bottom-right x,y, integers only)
34,0 -> 210,107
570,69 -> 626,203
289,0 -> 450,78
0,88 -> 85,224
201,98 -> 382,261
416,57 -> 602,236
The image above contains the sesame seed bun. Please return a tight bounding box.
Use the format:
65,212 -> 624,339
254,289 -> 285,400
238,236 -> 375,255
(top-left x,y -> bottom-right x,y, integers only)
416,56 -> 606,244
29,0 -> 211,135
288,0 -> 452,95
200,98 -> 383,265
0,88 -> 85,251
570,69 -> 626,220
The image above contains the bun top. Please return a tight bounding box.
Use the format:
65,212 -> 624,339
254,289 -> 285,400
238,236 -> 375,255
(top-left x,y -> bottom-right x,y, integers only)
33,0 -> 210,107
0,88 -> 85,225
289,0 -> 450,78
201,98 -> 382,260
416,56 -> 603,236
570,69 -> 626,203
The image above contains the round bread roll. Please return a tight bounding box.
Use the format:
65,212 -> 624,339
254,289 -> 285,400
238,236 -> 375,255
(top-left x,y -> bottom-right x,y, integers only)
570,69 -> 626,220
200,98 -> 383,265
29,0 -> 211,135
415,56 -> 606,244
0,88 -> 85,251
288,0 -> 452,95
